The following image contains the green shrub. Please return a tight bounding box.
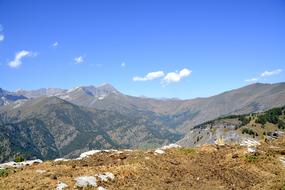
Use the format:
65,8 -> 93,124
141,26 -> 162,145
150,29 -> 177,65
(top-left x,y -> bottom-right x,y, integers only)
239,116 -> 250,126
0,169 -> 8,177
178,148 -> 196,155
256,107 -> 282,125
14,156 -> 24,163
242,128 -> 255,135
278,120 -> 285,130
245,154 -> 258,163
256,115 -> 267,125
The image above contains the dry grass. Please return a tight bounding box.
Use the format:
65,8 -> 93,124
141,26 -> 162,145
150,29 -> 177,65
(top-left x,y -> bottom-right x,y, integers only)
1,138 -> 285,190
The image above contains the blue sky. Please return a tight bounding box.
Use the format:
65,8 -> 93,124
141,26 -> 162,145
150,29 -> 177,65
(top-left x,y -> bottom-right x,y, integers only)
0,0 -> 285,99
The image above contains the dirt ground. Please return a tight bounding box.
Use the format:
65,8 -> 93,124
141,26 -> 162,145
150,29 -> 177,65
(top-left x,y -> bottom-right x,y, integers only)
1,138 -> 285,190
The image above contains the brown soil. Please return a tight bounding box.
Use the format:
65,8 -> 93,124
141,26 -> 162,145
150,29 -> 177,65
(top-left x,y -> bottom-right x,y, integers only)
1,138 -> 285,190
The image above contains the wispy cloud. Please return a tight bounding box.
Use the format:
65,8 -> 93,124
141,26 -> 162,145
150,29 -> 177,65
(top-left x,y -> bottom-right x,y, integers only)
8,50 -> 37,68
74,56 -> 84,64
52,41 -> 59,47
133,71 -> 165,81
162,68 -> 192,84
0,34 -> 4,42
260,69 -> 282,77
245,69 -> 282,83
121,62 -> 126,67
245,78 -> 259,83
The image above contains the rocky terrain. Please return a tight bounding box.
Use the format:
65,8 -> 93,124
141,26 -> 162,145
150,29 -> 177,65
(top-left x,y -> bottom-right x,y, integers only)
178,106 -> 285,147
1,137 -> 285,189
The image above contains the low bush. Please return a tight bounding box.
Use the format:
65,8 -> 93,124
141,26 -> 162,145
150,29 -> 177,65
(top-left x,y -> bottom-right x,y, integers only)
14,156 -> 24,163
177,148 -> 196,155
0,169 -> 8,177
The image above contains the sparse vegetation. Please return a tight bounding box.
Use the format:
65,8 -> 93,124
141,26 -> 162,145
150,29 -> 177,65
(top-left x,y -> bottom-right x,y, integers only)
242,128 -> 257,136
239,115 -> 251,126
0,169 -> 8,177
14,155 -> 24,163
2,137 -> 285,189
278,120 -> 285,129
245,154 -> 259,163
177,148 -> 196,155
256,107 -> 284,125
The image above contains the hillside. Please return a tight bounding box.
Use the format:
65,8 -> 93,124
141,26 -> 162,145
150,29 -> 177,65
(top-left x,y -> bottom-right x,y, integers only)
1,137 -> 285,189
1,83 -> 285,162
0,97 -> 181,163
6,83 -> 285,133
178,106 -> 285,147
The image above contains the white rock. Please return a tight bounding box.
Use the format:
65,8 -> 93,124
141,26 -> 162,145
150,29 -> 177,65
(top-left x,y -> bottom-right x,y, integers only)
247,147 -> 256,153
154,149 -> 165,155
279,156 -> 285,167
0,161 -> 18,168
98,186 -> 107,190
97,172 -> 115,182
103,149 -> 118,153
123,149 -> 133,152
240,138 -> 260,153
75,176 -> 97,187
35,169 -> 46,174
78,150 -> 102,159
161,144 -> 181,150
78,149 -> 118,160
56,182 -> 68,190
0,159 -> 43,169
21,159 -> 43,166
240,139 -> 260,147
54,158 -> 70,162
98,96 -> 105,100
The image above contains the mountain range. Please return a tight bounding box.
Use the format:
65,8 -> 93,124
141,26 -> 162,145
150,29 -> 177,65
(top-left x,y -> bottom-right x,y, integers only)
0,82 -> 285,162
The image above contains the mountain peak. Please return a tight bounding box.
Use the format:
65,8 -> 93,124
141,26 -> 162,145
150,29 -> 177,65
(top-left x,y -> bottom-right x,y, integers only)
96,83 -> 118,93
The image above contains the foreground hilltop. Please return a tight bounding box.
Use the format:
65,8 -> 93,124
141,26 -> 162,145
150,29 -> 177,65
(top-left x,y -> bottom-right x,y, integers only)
1,137 -> 285,190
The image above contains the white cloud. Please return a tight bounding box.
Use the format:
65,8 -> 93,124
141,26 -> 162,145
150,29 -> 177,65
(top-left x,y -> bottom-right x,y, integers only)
162,68 -> 192,84
0,34 -> 4,42
121,62 -> 126,67
74,56 -> 84,64
133,71 -> 165,81
245,78 -> 259,83
260,69 -> 282,77
52,41 -> 59,47
8,50 -> 37,68
245,69 -> 282,83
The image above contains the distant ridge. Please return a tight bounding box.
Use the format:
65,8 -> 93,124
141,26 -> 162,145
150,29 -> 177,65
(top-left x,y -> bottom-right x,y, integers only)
0,82 -> 285,162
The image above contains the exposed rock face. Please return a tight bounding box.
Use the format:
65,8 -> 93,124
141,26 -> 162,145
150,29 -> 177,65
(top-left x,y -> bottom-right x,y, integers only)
178,106 -> 285,147
0,88 -> 27,106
